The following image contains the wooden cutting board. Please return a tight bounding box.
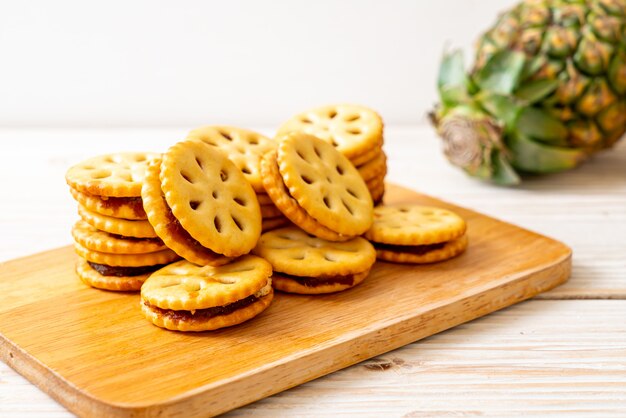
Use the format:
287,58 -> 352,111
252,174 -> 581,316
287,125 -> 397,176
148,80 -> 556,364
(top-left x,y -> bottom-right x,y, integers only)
0,184 -> 571,417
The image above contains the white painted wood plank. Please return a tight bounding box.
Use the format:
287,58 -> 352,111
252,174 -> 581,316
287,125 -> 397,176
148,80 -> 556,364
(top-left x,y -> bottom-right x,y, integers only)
224,300 -> 626,417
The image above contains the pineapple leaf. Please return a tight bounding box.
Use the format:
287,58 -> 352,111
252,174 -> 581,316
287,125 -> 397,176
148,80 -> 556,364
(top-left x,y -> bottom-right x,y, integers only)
475,51 -> 526,95
491,150 -> 521,185
509,132 -> 587,173
517,107 -> 569,146
515,79 -> 560,104
476,92 -> 521,129
437,50 -> 468,105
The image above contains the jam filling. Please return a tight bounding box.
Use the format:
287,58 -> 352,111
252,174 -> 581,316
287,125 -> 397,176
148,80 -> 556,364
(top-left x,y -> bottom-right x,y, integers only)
274,272 -> 355,287
88,262 -> 166,277
144,294 -> 259,321
160,195 -> 219,256
98,195 -> 146,218
373,241 -> 447,255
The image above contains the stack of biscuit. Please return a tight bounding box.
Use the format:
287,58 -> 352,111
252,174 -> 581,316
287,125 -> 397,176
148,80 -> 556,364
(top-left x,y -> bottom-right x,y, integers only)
139,139 -> 273,331
64,103 -> 469,332
141,139 -> 262,265
261,131 -> 374,242
276,104 -> 386,205
186,126 -> 288,232
65,152 -> 180,291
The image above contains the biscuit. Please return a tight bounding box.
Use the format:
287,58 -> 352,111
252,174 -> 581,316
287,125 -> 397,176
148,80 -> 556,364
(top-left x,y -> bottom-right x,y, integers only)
69,188 -> 147,220
66,152 -> 159,197
375,234 -> 468,264
261,215 -> 290,232
364,205 -> 466,245
350,141 -> 384,166
256,193 -> 274,205
160,140 -> 261,257
78,205 -> 158,238
276,104 -> 383,159
141,158 -> 232,266
140,255 -> 274,331
261,150 -> 349,241
186,126 -> 276,193
75,258 -> 153,292
368,179 -> 385,206
253,226 -> 376,277
271,269 -> 370,294
74,241 -> 179,267
260,204 -> 283,219
72,220 -> 166,254
277,132 -> 373,236
357,152 -> 387,182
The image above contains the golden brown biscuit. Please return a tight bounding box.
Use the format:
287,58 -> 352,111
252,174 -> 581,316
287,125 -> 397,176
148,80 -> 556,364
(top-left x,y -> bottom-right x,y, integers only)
364,205 -> 466,245
74,241 -> 179,267
141,158 -> 232,266
261,151 -> 349,241
375,234 -> 468,264
277,132 -> 373,236
271,269 -> 370,294
357,152 -> 387,182
66,152 -> 159,197
69,188 -> 147,220
78,205 -> 158,238
186,126 -> 277,193
75,258 -> 153,292
160,140 -> 261,257
253,226 -> 376,277
71,220 -> 165,254
276,104 -> 383,159
140,256 -> 274,331
253,226 -> 375,294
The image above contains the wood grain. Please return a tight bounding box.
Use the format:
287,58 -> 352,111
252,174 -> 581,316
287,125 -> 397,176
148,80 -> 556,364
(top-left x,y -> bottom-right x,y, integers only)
0,184 -> 570,417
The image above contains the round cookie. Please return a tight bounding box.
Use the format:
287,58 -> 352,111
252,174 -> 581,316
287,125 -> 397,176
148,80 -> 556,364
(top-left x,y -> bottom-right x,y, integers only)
357,152 -> 387,182
260,204 -> 283,219
74,242 -> 179,267
69,188 -> 147,220
66,152 -> 159,197
261,151 -> 349,241
376,235 -> 468,264
72,220 -> 166,254
253,226 -> 375,294
276,104 -> 383,159
186,126 -> 277,193
78,205 -> 157,239
254,227 -> 376,277
140,255 -> 274,331
271,269 -> 370,295
364,205 -> 466,246
261,216 -> 290,232
160,139 -> 262,258
277,132 -> 373,236
142,158 -> 232,266
350,141 -> 384,166
256,193 -> 274,205
75,258 -> 151,292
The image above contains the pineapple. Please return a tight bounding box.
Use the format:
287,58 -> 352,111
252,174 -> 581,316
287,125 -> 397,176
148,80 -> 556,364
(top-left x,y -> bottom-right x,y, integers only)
431,0 -> 626,185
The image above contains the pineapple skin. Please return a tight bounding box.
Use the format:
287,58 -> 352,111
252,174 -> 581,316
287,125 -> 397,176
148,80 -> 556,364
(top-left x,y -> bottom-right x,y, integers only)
475,0 -> 626,150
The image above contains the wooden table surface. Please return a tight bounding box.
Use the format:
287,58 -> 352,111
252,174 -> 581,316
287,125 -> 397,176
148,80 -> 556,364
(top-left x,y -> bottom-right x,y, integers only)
1,126 -> 625,417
